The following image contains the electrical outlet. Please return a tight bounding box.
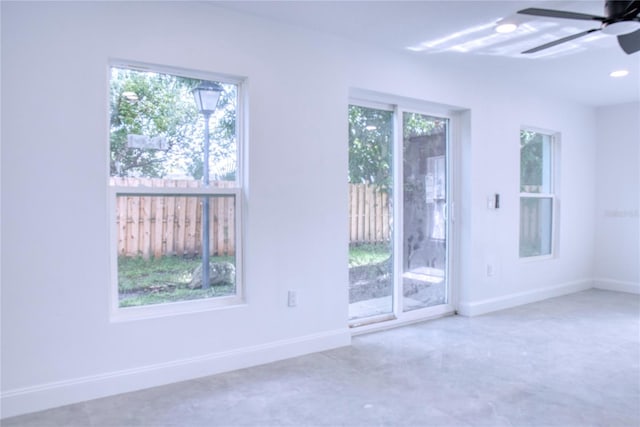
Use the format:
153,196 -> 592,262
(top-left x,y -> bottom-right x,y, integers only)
287,290 -> 297,307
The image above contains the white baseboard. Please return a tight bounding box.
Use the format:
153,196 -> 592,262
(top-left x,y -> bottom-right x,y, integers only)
1,328 -> 351,419
457,279 -> 593,317
593,278 -> 640,294
4,278 -> 636,419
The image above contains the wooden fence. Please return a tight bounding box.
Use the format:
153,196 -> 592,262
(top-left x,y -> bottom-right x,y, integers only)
111,177 -> 236,259
112,178 -> 391,259
349,184 -> 391,244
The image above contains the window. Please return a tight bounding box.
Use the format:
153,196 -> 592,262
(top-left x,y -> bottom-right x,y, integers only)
109,62 -> 243,316
519,129 -> 556,258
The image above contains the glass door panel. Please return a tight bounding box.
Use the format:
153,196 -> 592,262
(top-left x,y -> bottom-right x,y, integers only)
402,113 -> 448,312
348,105 -> 394,321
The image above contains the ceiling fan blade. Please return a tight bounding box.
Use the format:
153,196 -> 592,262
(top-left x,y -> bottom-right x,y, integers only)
522,28 -> 601,54
622,0 -> 640,18
618,28 -> 640,53
518,7 -> 606,22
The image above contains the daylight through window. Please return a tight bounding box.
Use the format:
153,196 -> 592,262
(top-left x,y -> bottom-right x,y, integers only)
109,63 -> 243,311
519,129 -> 556,258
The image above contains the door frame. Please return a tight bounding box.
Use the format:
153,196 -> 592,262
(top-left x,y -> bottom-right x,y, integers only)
348,90 -> 463,333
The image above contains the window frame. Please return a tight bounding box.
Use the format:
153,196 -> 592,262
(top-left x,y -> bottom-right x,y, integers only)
107,60 -> 246,321
519,127 -> 559,261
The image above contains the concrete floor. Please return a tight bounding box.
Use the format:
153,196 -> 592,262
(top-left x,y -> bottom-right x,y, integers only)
4,289 -> 639,426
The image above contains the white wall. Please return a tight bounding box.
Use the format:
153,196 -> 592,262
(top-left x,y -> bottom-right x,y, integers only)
1,1 -> 598,417
593,102 -> 640,293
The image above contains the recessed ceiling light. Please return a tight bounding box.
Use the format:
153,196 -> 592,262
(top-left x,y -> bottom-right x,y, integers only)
495,23 -> 518,34
609,70 -> 629,78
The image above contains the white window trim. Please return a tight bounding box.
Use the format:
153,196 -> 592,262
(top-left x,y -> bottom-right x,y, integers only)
519,128 -> 560,261
107,60 -> 246,322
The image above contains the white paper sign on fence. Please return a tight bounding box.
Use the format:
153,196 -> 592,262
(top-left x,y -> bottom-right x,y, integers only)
127,134 -> 168,150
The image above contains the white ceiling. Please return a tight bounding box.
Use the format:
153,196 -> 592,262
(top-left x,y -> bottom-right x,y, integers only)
214,0 -> 640,106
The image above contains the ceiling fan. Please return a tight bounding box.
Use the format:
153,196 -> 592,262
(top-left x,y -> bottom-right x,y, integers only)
518,0 -> 640,54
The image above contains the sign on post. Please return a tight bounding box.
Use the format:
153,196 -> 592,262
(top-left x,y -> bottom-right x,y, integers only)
127,134 -> 169,150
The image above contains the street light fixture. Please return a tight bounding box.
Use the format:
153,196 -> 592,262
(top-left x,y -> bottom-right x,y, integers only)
192,81 -> 224,290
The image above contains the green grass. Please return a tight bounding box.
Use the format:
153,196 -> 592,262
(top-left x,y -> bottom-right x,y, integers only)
120,246 -> 388,308
349,244 -> 391,267
119,286 -> 235,307
118,255 -> 234,307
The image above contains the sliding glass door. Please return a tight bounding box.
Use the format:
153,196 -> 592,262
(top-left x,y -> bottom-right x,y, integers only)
348,103 -> 451,324
402,112 -> 449,312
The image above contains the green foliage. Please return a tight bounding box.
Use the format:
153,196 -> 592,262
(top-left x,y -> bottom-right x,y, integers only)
348,107 -> 446,190
117,256 -> 196,291
348,106 -> 393,189
349,244 -> 391,267
402,112 -> 444,139
119,287 -> 233,307
110,67 -> 237,180
117,255 -> 234,307
520,130 -> 543,190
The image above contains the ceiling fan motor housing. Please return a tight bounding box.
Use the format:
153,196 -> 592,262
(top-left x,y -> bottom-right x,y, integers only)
603,0 -> 640,35
604,0 -> 630,19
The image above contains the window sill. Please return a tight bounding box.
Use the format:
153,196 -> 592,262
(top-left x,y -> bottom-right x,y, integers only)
518,254 -> 555,263
110,296 -> 246,323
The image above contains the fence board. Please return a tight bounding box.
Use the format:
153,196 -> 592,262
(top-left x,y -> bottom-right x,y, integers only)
349,185 -> 357,241
375,188 -> 380,240
221,183 -> 231,256
153,193 -> 164,258
227,185 -> 235,258
211,195 -> 219,256
356,184 -> 365,243
185,181 -> 199,255
382,190 -> 389,243
367,186 -> 372,241
140,178 -> 153,259
175,181 -> 187,255
117,193 -> 127,256
127,195 -> 140,257
164,180 -> 176,256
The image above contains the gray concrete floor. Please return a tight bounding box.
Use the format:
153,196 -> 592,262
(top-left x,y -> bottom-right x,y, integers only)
4,289 -> 639,426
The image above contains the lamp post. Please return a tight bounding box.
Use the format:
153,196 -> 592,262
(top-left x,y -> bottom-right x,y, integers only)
192,81 -> 223,290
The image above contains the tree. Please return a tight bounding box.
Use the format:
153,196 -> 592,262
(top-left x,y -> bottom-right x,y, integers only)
110,67 -> 237,180
402,112 -> 444,140
348,105 -> 393,188
348,106 -> 445,190
520,130 -> 543,190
